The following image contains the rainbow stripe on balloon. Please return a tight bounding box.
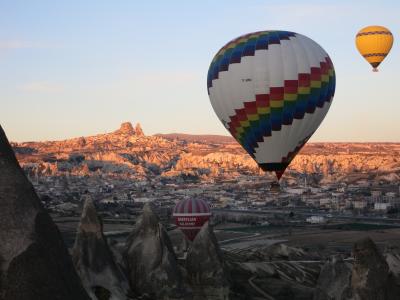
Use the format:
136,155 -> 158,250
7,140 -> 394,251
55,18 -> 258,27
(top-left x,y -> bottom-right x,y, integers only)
207,30 -> 336,178
227,58 -> 335,158
207,31 -> 296,93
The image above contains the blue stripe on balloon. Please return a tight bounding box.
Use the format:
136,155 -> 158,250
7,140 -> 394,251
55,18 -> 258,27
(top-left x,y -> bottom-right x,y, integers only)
238,78 -> 335,156
207,31 -> 296,92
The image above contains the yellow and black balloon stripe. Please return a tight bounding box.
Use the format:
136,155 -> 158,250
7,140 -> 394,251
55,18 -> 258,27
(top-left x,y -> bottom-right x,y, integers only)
356,31 -> 392,37
355,25 -> 393,70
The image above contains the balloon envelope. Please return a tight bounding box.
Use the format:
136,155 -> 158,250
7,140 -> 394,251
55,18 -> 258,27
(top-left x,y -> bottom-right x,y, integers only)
355,25 -> 393,72
173,198 -> 211,241
207,30 -> 335,179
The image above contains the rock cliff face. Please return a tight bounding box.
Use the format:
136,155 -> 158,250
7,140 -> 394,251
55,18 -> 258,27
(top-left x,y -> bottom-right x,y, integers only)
72,198 -> 129,300
311,238 -> 400,300
12,123 -> 400,184
186,222 -> 230,300
384,245 -> 400,284
115,122 -> 137,136
135,123 -> 144,137
124,203 -> 185,299
313,255 -> 352,300
351,237 -> 399,300
0,125 -> 90,300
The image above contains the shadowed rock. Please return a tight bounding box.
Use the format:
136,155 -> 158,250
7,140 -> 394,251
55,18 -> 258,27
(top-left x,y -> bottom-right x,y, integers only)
0,125 -> 90,300
385,245 -> 400,284
186,222 -> 230,300
313,255 -> 352,300
124,203 -> 185,299
72,198 -> 129,299
351,237 -> 398,300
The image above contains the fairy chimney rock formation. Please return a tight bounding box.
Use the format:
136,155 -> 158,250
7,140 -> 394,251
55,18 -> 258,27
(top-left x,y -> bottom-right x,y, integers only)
135,123 -> 144,137
116,122 -> 136,135
351,237 -> 394,300
313,255 -> 352,300
72,198 -> 129,300
186,222 -> 230,300
0,125 -> 90,300
124,203 -> 185,299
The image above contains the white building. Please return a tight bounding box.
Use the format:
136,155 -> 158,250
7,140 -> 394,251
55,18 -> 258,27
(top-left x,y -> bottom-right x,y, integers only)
319,198 -> 331,206
306,216 -> 326,224
374,202 -> 392,211
286,188 -> 305,195
353,200 -> 367,209
133,197 -> 153,203
371,190 -> 382,198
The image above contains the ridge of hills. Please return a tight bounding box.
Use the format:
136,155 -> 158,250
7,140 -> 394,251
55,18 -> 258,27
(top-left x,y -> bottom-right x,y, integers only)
10,122 -> 400,184
155,133 -> 235,144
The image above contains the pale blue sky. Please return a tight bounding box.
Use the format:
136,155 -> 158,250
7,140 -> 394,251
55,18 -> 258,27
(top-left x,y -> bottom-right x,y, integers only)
0,0 -> 399,142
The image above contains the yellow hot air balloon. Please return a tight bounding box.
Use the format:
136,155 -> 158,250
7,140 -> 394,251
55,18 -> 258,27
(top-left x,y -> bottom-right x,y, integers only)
355,25 -> 393,72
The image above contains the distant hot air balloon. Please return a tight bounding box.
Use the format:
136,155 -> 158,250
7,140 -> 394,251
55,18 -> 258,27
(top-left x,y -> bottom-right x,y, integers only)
207,31 -> 335,181
173,198 -> 211,241
355,25 -> 393,72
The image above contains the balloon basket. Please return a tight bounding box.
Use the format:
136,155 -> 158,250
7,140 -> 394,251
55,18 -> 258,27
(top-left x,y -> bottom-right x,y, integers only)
372,68 -> 378,72
270,181 -> 281,193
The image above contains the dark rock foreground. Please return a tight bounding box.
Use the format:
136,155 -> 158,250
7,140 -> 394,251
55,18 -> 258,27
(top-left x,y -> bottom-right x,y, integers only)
0,125 -> 90,300
186,222 -> 230,300
72,198 -> 130,299
124,203 -> 186,299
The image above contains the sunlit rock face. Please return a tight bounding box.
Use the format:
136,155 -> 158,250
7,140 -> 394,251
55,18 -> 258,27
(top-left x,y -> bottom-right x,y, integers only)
12,122 -> 400,185
186,222 -> 230,300
114,122 -> 136,136
72,198 -> 130,300
0,125 -> 90,300
313,255 -> 352,300
124,203 -> 186,299
135,123 -> 145,137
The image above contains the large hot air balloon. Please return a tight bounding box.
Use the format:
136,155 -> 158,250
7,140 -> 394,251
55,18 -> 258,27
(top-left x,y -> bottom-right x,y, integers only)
207,30 -> 335,181
355,25 -> 393,72
173,198 -> 211,241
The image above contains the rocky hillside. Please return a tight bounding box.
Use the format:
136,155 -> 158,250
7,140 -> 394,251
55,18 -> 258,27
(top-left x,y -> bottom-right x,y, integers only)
11,122 -> 400,184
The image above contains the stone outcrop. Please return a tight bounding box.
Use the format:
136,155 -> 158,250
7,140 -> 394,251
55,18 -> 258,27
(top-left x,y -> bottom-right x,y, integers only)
12,122 -> 400,185
135,123 -> 144,137
116,122 -> 136,135
384,245 -> 400,283
72,198 -> 129,300
0,125 -> 90,300
124,203 -> 185,299
186,222 -> 230,300
313,255 -> 352,300
351,237 -> 398,300
259,243 -> 311,261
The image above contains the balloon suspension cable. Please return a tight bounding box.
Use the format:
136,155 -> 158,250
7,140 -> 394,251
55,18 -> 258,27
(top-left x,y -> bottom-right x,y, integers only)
372,67 -> 379,72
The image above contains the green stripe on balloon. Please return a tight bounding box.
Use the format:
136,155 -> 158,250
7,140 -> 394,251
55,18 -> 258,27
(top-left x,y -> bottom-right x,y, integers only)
232,69 -> 334,156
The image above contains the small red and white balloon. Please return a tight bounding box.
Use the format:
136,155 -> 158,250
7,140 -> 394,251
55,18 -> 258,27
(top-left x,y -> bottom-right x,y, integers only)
172,198 -> 211,241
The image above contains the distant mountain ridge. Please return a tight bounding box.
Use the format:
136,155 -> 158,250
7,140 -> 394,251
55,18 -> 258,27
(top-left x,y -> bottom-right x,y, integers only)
155,133 -> 234,144
9,122 -> 400,185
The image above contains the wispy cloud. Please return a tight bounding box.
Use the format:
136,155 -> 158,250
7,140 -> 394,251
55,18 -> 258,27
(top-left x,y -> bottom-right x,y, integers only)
0,40 -> 60,49
20,81 -> 64,93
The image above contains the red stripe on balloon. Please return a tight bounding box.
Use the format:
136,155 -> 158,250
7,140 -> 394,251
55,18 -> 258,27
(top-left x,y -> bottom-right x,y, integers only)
270,87 -> 284,100
255,94 -> 270,107
244,101 -> 257,114
310,67 -> 321,81
298,73 -> 310,87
